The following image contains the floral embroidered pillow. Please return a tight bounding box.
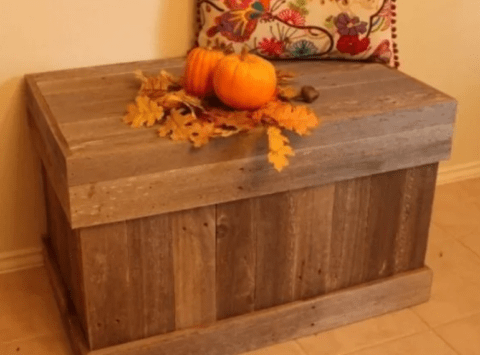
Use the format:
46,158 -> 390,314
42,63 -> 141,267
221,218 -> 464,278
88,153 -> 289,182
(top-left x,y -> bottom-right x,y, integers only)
196,0 -> 398,66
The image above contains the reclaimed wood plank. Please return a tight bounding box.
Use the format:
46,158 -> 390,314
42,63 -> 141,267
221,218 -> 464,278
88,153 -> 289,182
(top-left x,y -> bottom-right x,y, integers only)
64,99 -> 456,191
81,268 -> 432,355
216,200 -> 256,320
125,215 -> 176,339
254,192 -> 297,310
291,184 -> 336,300
68,123 -> 453,229
80,222 -> 131,349
365,169 -> 407,282
327,176 -> 372,292
394,163 -> 439,272
27,110 -> 70,220
32,57 -> 185,83
172,207 -> 216,329
43,166 -> 87,331
42,238 -> 91,355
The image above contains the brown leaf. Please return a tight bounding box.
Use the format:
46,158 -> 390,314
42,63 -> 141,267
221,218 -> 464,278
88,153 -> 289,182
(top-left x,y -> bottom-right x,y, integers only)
155,89 -> 203,111
267,127 -> 294,172
136,70 -> 181,98
124,96 -> 164,127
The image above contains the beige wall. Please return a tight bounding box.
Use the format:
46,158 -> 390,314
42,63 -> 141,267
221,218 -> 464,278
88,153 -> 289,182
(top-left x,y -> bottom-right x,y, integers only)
0,1 -> 478,254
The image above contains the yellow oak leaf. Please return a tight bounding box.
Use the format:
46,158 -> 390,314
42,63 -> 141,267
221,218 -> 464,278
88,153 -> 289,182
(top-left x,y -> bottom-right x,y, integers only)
277,85 -> 299,100
136,70 -> 181,99
267,127 -> 294,172
124,96 -> 164,127
189,121 -> 216,148
155,89 -> 203,111
255,101 -> 320,135
158,109 -> 196,141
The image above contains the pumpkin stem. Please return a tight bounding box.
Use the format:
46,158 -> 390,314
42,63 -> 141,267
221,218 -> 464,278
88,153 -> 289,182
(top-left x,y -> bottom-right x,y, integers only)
240,46 -> 249,60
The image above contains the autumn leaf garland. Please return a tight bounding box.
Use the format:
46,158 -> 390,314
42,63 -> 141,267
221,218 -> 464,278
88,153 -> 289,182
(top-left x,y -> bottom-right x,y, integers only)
124,69 -> 321,172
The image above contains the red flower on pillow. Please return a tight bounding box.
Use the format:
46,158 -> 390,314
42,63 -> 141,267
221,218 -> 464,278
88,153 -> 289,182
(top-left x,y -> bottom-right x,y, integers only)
206,0 -> 271,42
336,35 -> 370,55
258,37 -> 284,56
277,9 -> 305,26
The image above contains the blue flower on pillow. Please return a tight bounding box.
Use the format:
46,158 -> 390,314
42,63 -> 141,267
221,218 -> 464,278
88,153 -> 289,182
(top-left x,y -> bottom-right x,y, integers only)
290,40 -> 318,56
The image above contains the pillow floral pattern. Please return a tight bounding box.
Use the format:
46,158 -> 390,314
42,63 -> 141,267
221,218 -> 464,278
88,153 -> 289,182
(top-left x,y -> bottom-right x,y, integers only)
197,0 -> 396,65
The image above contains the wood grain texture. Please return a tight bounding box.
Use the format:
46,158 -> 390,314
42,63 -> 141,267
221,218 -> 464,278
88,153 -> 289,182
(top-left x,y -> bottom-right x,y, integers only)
216,200 -> 256,320
327,176 -> 372,292
253,192 -> 297,310
27,58 -> 456,228
394,163 -> 439,272
125,215 -> 176,339
291,184 -> 336,300
81,268 -> 432,355
365,169 -> 408,282
43,235 -> 433,355
43,166 -> 87,332
172,206 -> 217,330
68,123 -> 453,228
79,215 -> 177,349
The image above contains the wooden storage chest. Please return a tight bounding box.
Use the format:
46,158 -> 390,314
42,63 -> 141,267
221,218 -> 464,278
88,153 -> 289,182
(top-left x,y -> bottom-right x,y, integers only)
26,58 -> 457,355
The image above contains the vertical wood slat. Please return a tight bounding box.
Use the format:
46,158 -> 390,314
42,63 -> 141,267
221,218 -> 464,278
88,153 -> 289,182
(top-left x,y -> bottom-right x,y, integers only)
253,193 -> 297,311
80,222 -> 131,349
394,164 -> 439,272
327,176 -> 372,292
292,184 -> 336,300
365,170 -> 408,282
216,200 -> 256,320
172,206 -> 217,330
79,215 -> 177,349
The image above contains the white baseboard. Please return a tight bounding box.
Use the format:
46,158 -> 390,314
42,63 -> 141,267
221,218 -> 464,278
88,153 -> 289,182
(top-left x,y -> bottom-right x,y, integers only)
0,248 -> 44,275
437,161 -> 480,186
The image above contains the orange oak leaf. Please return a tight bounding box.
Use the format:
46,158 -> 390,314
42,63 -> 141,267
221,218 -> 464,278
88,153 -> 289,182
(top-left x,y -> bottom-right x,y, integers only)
124,96 -> 164,127
276,85 -> 299,101
267,127 -> 294,172
136,70 -> 181,99
254,101 -> 320,135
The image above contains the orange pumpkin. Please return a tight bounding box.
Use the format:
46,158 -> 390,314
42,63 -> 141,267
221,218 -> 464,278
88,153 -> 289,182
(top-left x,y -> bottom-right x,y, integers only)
184,47 -> 225,97
213,49 -> 277,110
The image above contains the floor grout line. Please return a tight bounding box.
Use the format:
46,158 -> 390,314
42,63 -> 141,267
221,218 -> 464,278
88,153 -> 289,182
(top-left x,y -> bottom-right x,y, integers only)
428,327 -> 462,355
338,330 -> 435,355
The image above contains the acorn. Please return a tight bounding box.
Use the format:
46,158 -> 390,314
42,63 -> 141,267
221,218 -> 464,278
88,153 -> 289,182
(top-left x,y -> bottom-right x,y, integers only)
300,86 -> 320,103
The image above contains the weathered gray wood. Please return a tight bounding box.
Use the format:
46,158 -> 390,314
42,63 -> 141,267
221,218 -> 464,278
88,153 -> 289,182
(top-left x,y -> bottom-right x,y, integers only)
82,268 -> 431,355
43,235 -> 433,355
64,84 -> 455,186
68,123 -> 452,228
365,169 -> 407,282
253,193 -> 297,310
327,176 -> 372,292
394,164 -> 439,272
172,206 -> 217,330
216,200 -> 256,320
292,184 -> 336,300
125,215 -> 176,339
27,58 -> 456,228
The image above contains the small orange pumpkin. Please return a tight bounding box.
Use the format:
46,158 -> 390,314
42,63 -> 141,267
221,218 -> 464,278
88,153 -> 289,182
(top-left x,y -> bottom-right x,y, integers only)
184,47 -> 225,97
213,48 -> 277,110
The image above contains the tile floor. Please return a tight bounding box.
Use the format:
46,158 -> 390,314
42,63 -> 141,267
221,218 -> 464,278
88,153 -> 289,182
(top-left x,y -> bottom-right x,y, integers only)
2,178 -> 480,355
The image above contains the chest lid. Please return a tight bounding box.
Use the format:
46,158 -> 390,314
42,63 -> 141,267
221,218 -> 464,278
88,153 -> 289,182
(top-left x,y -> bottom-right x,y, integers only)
26,58 -> 456,229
